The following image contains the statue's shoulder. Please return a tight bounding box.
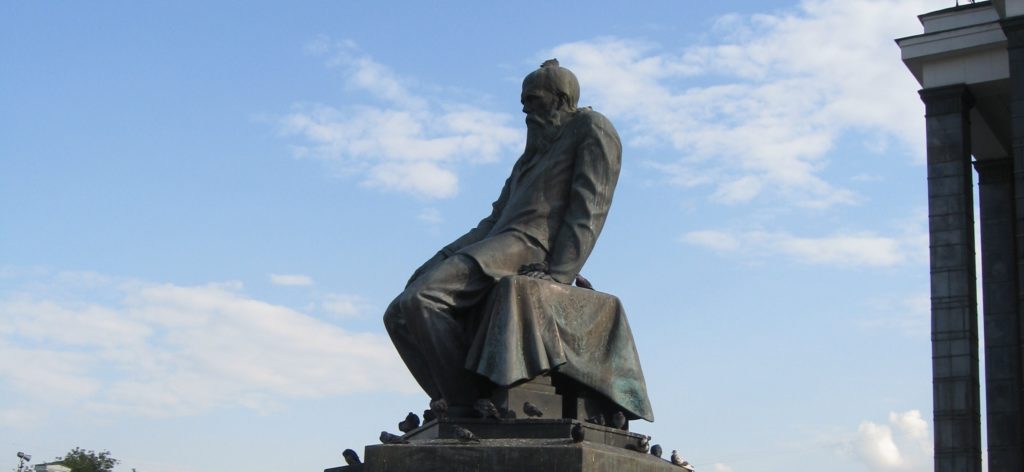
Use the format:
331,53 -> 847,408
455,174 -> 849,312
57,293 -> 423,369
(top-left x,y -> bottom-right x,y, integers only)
572,108 -> 620,139
573,108 -> 618,142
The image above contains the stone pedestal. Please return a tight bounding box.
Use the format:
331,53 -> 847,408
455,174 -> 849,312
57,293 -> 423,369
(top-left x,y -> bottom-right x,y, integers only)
325,419 -> 678,472
491,376 -> 562,422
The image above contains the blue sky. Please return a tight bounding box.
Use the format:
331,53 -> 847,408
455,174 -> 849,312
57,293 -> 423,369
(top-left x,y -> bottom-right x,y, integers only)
1,1 -> 956,471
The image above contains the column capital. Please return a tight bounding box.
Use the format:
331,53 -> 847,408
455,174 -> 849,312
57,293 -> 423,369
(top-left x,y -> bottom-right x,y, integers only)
974,157 -> 1013,185
920,85 -> 975,116
1002,16 -> 1024,49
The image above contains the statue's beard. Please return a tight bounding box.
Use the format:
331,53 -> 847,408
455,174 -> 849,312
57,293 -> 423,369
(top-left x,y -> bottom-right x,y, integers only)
525,110 -> 563,154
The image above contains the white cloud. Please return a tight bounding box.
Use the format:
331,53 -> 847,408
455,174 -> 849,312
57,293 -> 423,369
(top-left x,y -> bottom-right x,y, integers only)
858,293 -> 930,336
418,207 -> 443,225
855,421 -> 903,468
321,293 -> 372,318
771,232 -> 904,267
282,39 -> 522,199
269,273 -> 314,286
682,229 -> 919,268
0,271 -> 415,420
890,410 -> 928,441
844,410 -> 932,470
711,175 -> 764,205
549,0 -> 934,208
366,161 -> 458,198
0,407 -> 39,428
712,464 -> 734,472
681,230 -> 740,252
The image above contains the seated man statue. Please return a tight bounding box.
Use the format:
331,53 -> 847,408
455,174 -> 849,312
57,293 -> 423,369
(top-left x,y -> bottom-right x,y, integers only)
384,59 -> 651,422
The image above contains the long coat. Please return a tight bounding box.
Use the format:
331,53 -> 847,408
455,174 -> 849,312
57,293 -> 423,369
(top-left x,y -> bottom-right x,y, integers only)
442,108 -> 622,284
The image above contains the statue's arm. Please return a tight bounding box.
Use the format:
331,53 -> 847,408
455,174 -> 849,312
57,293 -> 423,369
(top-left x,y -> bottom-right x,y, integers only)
405,176 -> 511,288
442,175 -> 511,255
546,116 -> 622,284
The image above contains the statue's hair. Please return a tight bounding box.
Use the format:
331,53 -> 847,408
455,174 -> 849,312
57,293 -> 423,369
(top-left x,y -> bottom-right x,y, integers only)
523,58 -> 579,109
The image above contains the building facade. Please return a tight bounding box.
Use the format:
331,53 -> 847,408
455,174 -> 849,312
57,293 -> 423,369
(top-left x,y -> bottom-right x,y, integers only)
897,1 -> 1024,471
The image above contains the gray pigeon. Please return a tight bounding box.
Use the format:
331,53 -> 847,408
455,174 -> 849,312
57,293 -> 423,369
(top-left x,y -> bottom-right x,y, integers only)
671,450 -> 695,470
571,423 -> 584,443
523,401 -> 544,418
423,408 -> 436,423
474,399 -> 501,420
585,414 -> 605,426
430,398 -> 448,421
626,435 -> 650,453
452,424 -> 480,443
635,436 -> 650,453
380,431 -> 409,444
650,444 -> 663,458
611,411 -> 627,430
342,449 -> 361,465
398,412 -> 420,433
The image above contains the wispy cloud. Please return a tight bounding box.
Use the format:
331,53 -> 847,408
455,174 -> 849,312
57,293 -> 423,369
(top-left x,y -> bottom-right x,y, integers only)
0,270 -> 415,420
269,273 -> 314,286
681,228 -> 923,268
417,207 -> 443,226
321,293 -> 372,318
282,38 -> 522,199
857,293 -> 930,336
549,0 -> 931,208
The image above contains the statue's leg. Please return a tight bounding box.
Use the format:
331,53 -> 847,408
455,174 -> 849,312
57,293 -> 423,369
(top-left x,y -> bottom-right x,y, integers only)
384,297 -> 443,401
385,254 -> 494,406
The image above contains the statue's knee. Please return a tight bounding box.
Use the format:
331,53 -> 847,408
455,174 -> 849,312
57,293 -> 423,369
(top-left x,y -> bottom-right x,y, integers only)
383,297 -> 405,328
393,286 -> 419,310
388,289 -> 426,321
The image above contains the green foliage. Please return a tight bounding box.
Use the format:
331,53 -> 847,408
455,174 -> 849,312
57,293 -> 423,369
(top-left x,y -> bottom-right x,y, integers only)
56,447 -> 119,472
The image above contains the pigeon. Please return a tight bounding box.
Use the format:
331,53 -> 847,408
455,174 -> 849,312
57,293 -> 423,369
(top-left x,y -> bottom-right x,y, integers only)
626,435 -> 650,453
611,411 -> 627,430
398,412 -> 421,433
585,414 -> 605,426
342,449 -> 361,465
574,274 -> 594,290
430,398 -> 449,421
671,450 -> 695,470
452,424 -> 481,443
650,444 -> 663,458
635,435 -> 650,453
523,401 -> 544,418
571,423 -> 585,443
380,431 -> 409,444
423,408 -> 437,423
500,407 -> 517,419
474,399 -> 501,420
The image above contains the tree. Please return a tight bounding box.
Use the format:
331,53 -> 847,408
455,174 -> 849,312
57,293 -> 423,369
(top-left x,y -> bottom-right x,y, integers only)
55,448 -> 118,472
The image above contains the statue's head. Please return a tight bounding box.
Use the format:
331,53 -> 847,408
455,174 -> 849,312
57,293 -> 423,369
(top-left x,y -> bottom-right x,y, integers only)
521,59 -> 579,113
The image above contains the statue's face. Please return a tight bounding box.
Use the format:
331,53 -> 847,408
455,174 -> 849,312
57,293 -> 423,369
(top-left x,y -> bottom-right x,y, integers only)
521,86 -> 559,116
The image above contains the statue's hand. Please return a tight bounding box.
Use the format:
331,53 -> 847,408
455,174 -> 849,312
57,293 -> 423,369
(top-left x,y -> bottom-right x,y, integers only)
518,262 -> 564,283
523,270 -> 555,281
406,251 -> 448,288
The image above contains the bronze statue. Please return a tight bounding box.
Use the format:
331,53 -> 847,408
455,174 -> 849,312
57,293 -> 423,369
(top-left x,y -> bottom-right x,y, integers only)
383,59 -> 652,421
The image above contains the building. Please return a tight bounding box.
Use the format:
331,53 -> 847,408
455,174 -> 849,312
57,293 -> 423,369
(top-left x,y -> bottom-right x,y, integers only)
897,1 -> 1024,471
33,464 -> 71,472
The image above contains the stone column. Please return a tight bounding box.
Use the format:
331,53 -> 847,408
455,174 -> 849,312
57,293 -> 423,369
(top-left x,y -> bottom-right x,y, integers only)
919,84 -> 981,472
1003,17 -> 1024,472
975,157 -> 1022,472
